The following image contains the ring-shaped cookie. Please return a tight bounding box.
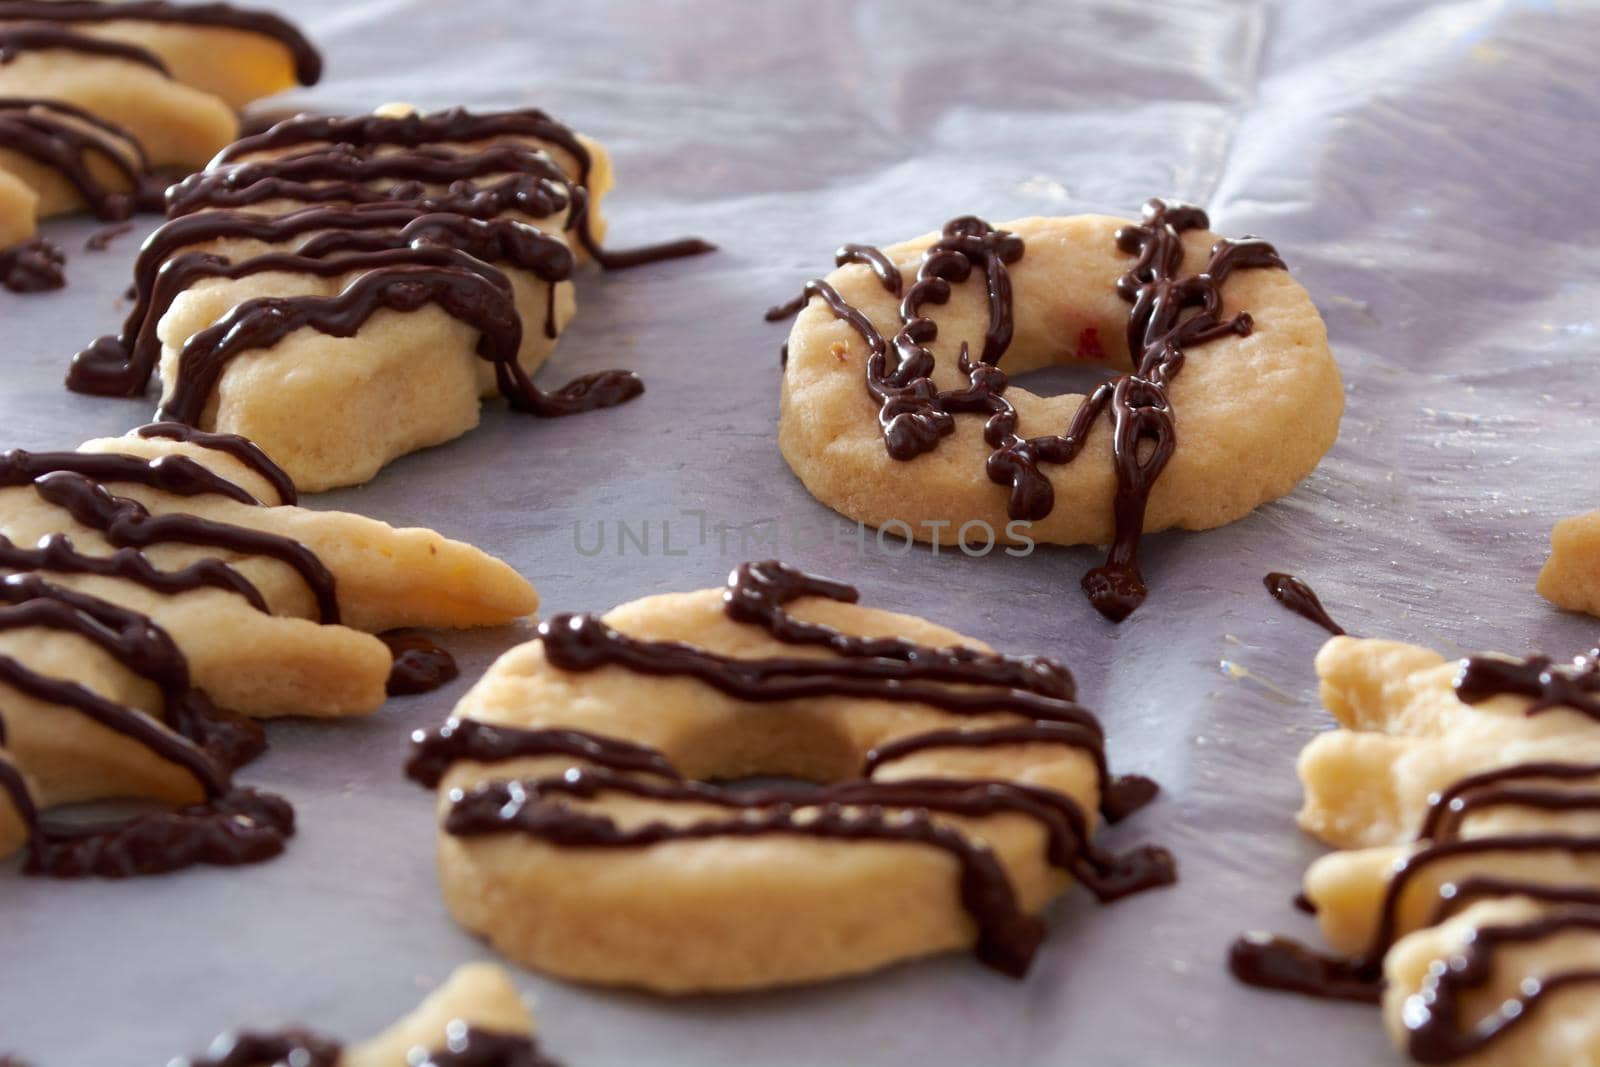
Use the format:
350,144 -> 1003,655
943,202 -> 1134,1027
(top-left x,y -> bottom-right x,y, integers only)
773,201 -> 1341,619
409,561 -> 1172,993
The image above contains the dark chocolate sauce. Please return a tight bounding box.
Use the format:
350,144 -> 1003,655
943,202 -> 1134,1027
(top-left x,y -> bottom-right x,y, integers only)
0,97 -> 165,220
0,25 -> 168,73
84,221 -> 133,251
423,561 -> 1173,977
136,421 -> 298,506
0,235 -> 64,292
414,1026 -> 562,1067
0,0 -> 323,85
1455,648 -> 1600,721
382,633 -> 459,697
71,198 -> 572,396
0,452 -> 339,622
768,201 -> 1284,621
406,718 -> 680,789
1232,758 -> 1600,1060
1263,572 -> 1346,636
174,1029 -> 341,1067
209,107 -> 713,269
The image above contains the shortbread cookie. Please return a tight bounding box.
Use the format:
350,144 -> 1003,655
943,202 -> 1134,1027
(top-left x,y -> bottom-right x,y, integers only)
0,0 -> 322,108
0,422 -> 537,876
1231,635 -> 1600,1065
67,105 -> 714,491
408,560 -> 1174,994
769,200 -> 1341,621
1538,509 -> 1600,617
170,963 -> 563,1067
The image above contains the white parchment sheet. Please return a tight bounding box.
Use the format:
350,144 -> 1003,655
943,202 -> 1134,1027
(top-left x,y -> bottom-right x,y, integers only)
2,1 -> 1598,1064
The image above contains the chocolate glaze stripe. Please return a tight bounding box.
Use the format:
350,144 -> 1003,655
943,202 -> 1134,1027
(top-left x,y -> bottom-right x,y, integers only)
0,532 -> 268,613
72,198 -> 574,397
0,25 -> 168,72
538,560 -> 1100,731
0,97 -> 164,220
381,634 -> 458,697
1455,648 -> 1600,721
1263,573 -> 1346,636
136,421 -> 298,507
0,0 -> 322,85
446,768 -> 1050,978
1232,759 -> 1600,1057
209,106 -> 715,270
155,261 -> 641,426
174,1029 -> 341,1067
861,722 -> 1159,824
768,201 -> 1284,621
6,459 -> 340,623
165,144 -> 576,219
406,717 -> 680,788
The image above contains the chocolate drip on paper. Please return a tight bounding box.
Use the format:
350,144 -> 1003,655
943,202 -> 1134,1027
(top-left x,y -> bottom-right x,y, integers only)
1263,573 -> 1346,636
0,235 -> 63,292
768,200 -> 1284,621
0,0 -> 322,85
382,633 -> 459,697
212,106 -> 714,269
174,1028 -> 341,1067
1231,759 -> 1600,1060
425,561 -> 1173,977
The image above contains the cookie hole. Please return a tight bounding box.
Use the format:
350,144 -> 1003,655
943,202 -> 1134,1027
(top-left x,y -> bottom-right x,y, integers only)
1009,363 -> 1121,398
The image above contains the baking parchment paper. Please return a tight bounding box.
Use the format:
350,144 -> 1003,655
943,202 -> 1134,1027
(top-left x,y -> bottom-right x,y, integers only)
2,0 -> 1599,1063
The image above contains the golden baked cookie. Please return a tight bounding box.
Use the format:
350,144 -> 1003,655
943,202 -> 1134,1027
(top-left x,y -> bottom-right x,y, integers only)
169,963 -> 560,1067
0,423 -> 536,877
769,200 -> 1341,620
0,0 -> 322,109
68,105 -> 713,491
408,560 -> 1174,994
1538,509 -> 1600,617
1231,634 -> 1600,1066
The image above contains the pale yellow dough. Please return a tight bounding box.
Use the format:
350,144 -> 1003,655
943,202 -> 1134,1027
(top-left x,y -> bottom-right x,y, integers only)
778,214 -> 1342,546
152,105 -> 615,491
1286,635 -> 1600,1066
1538,509 -> 1600,617
433,584 -> 1110,994
0,429 -> 538,863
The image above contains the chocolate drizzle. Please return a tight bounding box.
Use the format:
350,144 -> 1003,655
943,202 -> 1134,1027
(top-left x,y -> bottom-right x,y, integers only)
413,1027 -> 562,1067
768,200 -> 1284,621
0,95 -> 166,220
416,561 -> 1174,977
1232,757 -> 1600,1060
382,633 -> 459,697
0,234 -> 63,292
0,1 -> 323,85
174,1029 -> 342,1067
209,107 -> 713,269
1455,647 -> 1600,721
0,428 -> 348,879
1263,572 -> 1346,636
0,25 -> 167,73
